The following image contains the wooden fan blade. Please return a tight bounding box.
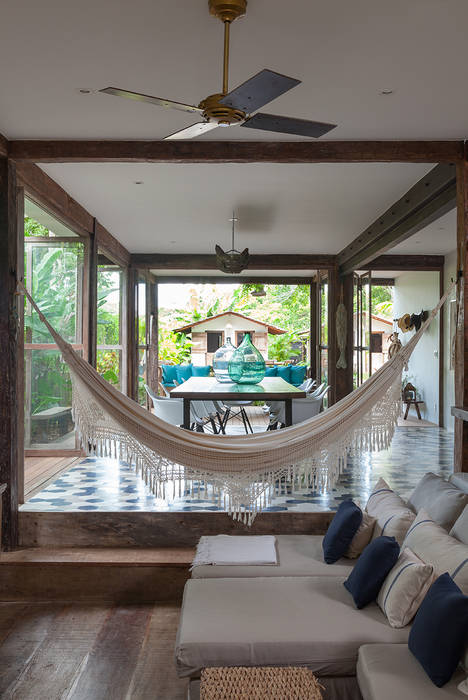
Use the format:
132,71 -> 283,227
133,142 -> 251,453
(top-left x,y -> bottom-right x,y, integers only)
99,87 -> 202,114
241,112 -> 337,138
164,122 -> 220,140
220,69 -> 300,113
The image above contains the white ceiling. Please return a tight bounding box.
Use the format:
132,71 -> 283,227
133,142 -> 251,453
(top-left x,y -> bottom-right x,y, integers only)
2,1 -> 463,257
40,162 -> 436,254
390,208 -> 456,255
1,0 -> 468,140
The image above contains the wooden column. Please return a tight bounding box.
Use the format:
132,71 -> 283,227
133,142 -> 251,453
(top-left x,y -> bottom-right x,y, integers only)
455,156 -> 468,472
0,158 -> 20,548
148,281 -> 159,395
328,266 -> 338,405
87,219 -> 98,367
126,266 -> 138,400
309,281 -> 317,380
335,274 -> 354,402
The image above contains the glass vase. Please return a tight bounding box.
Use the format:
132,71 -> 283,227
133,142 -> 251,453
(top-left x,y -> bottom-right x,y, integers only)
213,337 -> 236,383
228,333 -> 266,384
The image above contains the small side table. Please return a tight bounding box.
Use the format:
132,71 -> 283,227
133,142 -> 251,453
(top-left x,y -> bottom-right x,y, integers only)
403,400 -> 424,420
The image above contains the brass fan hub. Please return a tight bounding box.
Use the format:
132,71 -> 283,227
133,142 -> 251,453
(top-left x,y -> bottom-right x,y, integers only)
208,0 -> 247,23
199,93 -> 245,125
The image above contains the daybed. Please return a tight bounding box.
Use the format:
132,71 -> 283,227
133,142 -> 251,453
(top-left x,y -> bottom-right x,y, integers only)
176,472 -> 468,700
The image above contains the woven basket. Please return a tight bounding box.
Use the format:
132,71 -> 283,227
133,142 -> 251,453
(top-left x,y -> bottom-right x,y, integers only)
200,666 -> 323,700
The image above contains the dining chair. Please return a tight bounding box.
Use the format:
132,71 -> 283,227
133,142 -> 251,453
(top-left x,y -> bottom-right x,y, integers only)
268,385 -> 330,429
145,385 -> 220,432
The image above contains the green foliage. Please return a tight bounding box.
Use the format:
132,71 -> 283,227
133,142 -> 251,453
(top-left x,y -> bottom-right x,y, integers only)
158,328 -> 193,364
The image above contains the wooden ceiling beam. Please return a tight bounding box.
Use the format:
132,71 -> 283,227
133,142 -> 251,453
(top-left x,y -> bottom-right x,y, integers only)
16,162 -> 94,236
95,221 -> 130,267
365,254 -> 445,271
153,275 -> 316,284
131,253 -> 336,270
8,140 -> 464,164
338,164 -> 456,275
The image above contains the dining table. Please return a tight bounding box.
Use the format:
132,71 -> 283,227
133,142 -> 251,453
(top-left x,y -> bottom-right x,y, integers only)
170,376 -> 306,430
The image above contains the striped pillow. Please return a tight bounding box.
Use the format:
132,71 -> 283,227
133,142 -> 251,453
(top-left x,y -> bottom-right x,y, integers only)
366,477 -> 416,545
377,547 -> 434,628
403,508 -> 468,595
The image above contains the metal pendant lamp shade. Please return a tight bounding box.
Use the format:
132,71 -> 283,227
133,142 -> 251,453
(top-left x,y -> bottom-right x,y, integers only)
215,212 -> 250,274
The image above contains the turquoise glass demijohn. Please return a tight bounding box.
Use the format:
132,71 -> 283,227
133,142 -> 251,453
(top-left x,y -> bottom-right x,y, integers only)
228,333 -> 266,384
212,337 -> 236,383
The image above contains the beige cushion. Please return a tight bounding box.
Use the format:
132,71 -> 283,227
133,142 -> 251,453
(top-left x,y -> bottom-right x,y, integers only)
408,472 -> 468,530
450,505 -> 468,545
176,576 -> 409,678
403,508 -> 468,594
449,472 -> 468,494
377,547 -> 434,628
357,644 -> 465,700
366,478 -> 415,545
191,535 -> 354,579
347,509 -> 376,559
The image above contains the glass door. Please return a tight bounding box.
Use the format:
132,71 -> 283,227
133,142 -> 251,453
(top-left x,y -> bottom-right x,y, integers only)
24,236 -> 84,449
353,271 -> 371,388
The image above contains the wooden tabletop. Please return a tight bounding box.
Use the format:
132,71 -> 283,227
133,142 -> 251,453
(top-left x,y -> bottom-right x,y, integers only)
171,376 -> 306,401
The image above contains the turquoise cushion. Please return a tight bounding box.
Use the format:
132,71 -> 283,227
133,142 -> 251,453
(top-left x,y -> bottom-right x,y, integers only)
265,366 -> 278,377
161,364 -> 178,385
290,365 -> 307,386
176,365 -> 193,383
277,365 -> 292,383
192,365 -> 211,377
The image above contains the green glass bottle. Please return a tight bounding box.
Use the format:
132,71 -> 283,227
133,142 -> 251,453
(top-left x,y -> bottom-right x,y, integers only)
228,333 -> 266,384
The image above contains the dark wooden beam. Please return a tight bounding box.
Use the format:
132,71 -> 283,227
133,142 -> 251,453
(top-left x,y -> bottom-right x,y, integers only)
365,254 -> 444,271
131,253 -> 336,271
95,221 -> 130,268
9,140 -> 463,164
16,162 -> 93,236
338,164 -> 456,275
0,158 -> 20,549
0,134 -> 8,159
148,282 -> 159,396
454,154 -> 468,472
126,267 -> 138,401
154,275 -> 317,285
87,220 -> 98,367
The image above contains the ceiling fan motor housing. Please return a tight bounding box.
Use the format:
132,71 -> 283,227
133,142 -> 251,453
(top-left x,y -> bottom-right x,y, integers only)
209,0 -> 247,23
199,93 -> 245,125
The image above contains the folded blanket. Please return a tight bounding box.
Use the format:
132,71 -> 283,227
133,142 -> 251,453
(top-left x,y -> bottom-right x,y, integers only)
191,535 -> 278,568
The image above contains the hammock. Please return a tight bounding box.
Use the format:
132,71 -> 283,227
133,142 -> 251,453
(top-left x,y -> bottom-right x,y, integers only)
21,282 -> 456,524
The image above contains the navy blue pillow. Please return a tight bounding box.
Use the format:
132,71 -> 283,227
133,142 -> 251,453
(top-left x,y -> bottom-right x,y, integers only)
344,536 -> 400,608
409,573 -> 468,687
322,500 -> 362,564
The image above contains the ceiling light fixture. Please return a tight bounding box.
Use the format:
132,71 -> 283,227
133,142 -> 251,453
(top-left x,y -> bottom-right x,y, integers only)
215,212 -> 250,274
134,180 -> 144,185
379,89 -> 394,95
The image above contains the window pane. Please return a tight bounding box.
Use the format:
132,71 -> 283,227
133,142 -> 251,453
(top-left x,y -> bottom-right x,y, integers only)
97,349 -> 121,389
25,348 -> 76,448
138,281 -> 146,346
25,241 -> 84,344
138,348 -> 147,406
97,269 -> 121,346
320,277 -> 328,346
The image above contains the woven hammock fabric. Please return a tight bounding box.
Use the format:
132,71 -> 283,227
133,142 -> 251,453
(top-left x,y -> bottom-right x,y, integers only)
21,282 -> 455,523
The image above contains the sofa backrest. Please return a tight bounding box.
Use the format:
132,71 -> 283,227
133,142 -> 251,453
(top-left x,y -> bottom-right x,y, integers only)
407,472 -> 468,531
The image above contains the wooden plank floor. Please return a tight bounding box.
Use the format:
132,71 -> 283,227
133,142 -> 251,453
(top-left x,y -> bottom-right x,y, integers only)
24,455 -> 82,500
0,602 -> 188,699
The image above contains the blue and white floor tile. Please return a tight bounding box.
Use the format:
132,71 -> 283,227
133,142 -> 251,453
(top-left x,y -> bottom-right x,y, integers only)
21,427 -> 454,513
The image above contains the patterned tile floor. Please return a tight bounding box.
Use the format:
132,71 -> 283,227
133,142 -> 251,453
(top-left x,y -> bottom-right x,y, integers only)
21,426 -> 454,513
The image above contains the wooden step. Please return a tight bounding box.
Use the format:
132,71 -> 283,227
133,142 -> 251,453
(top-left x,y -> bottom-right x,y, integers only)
0,547 -> 195,603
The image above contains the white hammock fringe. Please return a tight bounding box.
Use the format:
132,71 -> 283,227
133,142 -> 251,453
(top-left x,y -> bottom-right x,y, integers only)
20,281 -> 455,524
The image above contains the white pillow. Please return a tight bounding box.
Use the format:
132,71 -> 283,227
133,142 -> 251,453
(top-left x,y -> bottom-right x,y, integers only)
403,508 -> 468,594
407,472 -> 468,530
377,547 -> 434,628
450,505 -> 468,545
346,508 -> 376,559
449,472 -> 468,495
366,477 -> 415,545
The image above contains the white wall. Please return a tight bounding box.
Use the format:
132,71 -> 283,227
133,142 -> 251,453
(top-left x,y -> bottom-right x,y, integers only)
443,250 -> 457,432
194,314 -> 267,335
393,272 -> 440,424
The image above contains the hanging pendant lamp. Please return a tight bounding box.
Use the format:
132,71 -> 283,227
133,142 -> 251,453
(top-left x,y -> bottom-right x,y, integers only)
215,212 -> 250,274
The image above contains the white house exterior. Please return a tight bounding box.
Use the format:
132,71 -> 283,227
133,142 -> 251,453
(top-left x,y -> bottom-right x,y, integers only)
173,312 -> 286,366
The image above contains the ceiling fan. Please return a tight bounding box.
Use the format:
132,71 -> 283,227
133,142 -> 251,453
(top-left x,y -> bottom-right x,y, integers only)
99,0 -> 337,140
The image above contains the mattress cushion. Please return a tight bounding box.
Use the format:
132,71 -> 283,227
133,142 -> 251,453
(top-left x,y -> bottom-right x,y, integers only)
191,535 -> 354,579
175,576 -> 409,678
357,644 -> 465,700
